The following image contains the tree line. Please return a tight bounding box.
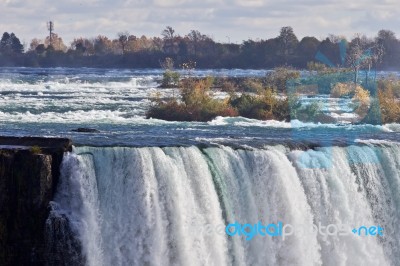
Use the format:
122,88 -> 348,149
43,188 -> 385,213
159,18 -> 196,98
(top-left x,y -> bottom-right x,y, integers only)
0,26 -> 400,69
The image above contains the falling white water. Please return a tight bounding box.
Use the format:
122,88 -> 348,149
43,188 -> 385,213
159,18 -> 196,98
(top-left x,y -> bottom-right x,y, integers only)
48,144 -> 400,266
49,152 -> 104,264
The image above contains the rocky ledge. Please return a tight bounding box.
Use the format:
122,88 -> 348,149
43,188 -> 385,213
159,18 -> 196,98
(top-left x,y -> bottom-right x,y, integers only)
0,136 -> 72,266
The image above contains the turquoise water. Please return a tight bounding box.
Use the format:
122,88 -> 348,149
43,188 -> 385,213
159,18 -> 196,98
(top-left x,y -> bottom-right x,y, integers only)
0,67 -> 399,147
49,144 -> 400,265
5,67 -> 398,265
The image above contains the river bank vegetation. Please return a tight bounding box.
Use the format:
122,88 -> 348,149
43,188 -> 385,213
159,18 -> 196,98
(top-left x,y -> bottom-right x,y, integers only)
2,25 -> 400,124
148,67 -> 322,122
1,27 -> 400,69
147,65 -> 400,124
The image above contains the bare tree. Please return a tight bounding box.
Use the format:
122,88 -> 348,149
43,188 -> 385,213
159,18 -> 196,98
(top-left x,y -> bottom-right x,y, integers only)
117,31 -> 129,55
44,33 -> 67,51
187,30 -> 210,57
93,35 -> 113,55
328,34 -> 347,44
347,34 -> 383,85
160,57 -> 174,70
277,26 -> 299,64
365,43 -> 384,82
347,34 -> 370,84
29,38 -> 42,51
161,26 -> 175,40
161,26 -> 177,54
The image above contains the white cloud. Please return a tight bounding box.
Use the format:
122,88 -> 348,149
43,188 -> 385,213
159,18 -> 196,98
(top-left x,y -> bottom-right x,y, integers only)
0,0 -> 398,46
0,0 -> 12,4
235,0 -> 264,7
153,0 -> 189,7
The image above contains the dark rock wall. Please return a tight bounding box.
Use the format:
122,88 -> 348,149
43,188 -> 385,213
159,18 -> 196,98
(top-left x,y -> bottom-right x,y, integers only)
0,137 -> 71,266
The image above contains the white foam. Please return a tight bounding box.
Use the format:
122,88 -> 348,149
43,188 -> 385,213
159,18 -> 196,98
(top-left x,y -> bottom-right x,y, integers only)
50,145 -> 400,265
354,139 -> 396,145
383,123 -> 400,132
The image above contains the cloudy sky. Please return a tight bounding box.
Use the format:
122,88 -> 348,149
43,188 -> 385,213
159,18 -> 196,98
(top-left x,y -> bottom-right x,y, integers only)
0,0 -> 399,47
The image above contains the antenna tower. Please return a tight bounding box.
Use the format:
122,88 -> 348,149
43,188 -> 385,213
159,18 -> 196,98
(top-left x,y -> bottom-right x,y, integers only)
47,21 -> 54,46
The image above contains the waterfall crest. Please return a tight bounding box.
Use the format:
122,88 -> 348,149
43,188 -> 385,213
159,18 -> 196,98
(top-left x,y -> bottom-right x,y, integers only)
47,144 -> 400,266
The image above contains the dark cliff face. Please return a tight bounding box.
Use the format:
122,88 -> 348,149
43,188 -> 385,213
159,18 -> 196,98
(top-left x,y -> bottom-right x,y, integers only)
0,137 -> 72,266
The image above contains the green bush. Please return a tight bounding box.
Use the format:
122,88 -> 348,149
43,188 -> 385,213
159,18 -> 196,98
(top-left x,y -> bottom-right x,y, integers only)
265,67 -> 301,92
149,73 -> 301,122
148,76 -> 238,121
242,78 -> 264,92
161,70 -> 180,87
230,94 -> 263,118
378,77 -> 400,98
230,89 -> 292,121
297,102 -> 323,121
287,93 -> 325,122
30,145 -> 42,154
377,87 -> 400,123
220,80 -> 238,94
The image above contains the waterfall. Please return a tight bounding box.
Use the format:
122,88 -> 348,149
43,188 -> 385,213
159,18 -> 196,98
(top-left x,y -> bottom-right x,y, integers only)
47,144 -> 400,266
